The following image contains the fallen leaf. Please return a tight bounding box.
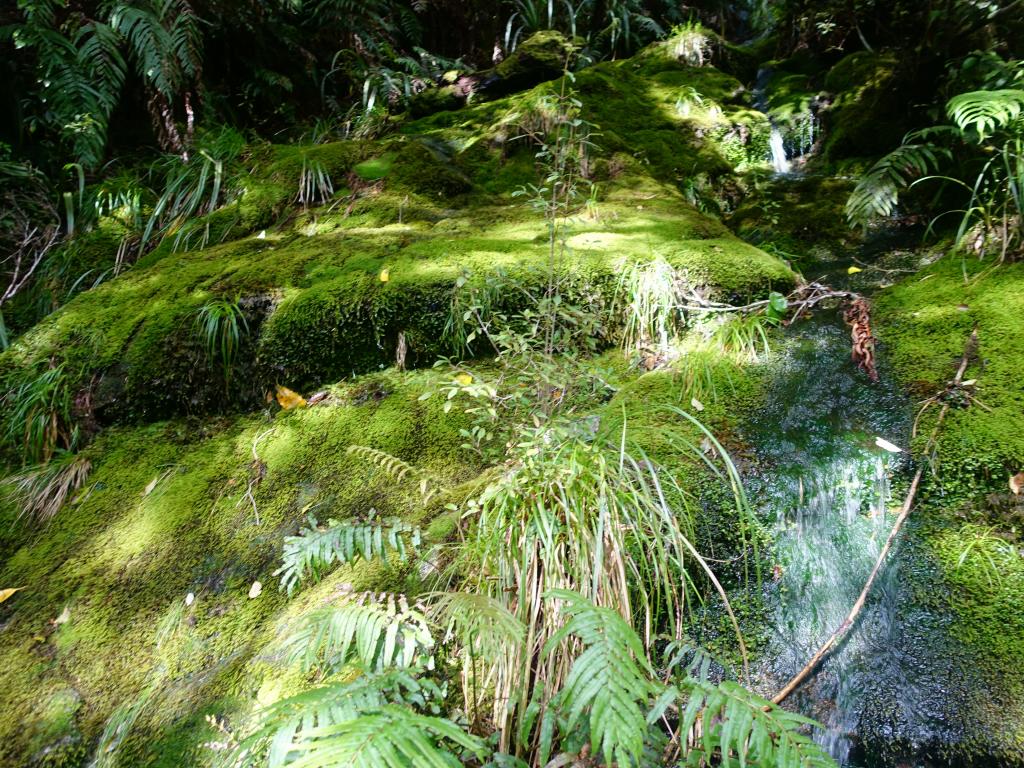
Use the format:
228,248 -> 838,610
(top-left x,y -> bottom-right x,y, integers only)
143,477 -> 159,496
248,581 -> 263,599
874,436 -> 903,453
185,592 -> 195,606
847,266 -> 863,274
690,397 -> 704,412
454,373 -> 473,386
379,268 -> 390,282
307,391 -> 329,406
956,304 -> 970,311
256,230 -> 266,240
961,379 -> 977,387
0,587 -> 24,604
1010,472 -> 1024,496
53,605 -> 71,625
275,385 -> 307,410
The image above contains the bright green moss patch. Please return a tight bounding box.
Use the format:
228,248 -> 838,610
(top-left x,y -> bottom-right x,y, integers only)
0,366 -> 487,766
874,255 -> 1024,504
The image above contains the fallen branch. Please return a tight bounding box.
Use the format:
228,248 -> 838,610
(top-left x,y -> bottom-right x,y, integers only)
771,328 -> 978,704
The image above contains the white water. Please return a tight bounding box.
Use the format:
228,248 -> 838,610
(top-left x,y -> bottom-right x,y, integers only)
767,454 -> 894,764
769,126 -> 791,173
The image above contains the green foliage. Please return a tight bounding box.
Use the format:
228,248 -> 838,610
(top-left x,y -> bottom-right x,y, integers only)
346,444 -> 446,504
270,705 -> 485,768
225,670 -> 453,768
276,515 -> 421,596
845,137 -> 953,227
672,678 -> 835,767
193,296 -> 249,388
2,451 -> 91,525
541,589 -> 659,767
847,85 -> 1024,261
281,593 -> 435,672
1,363 -> 74,464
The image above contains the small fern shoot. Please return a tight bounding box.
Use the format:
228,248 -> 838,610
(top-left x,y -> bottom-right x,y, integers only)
276,515 -> 420,596
346,445 -> 447,504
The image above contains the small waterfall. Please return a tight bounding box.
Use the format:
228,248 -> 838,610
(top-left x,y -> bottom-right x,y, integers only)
769,126 -> 791,174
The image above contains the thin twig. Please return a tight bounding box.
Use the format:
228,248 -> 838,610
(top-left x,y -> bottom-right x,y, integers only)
771,328 -> 978,704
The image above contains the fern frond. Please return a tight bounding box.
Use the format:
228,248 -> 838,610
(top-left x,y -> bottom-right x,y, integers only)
542,589 -> 657,768
947,88 -> 1024,140
229,670 -> 425,768
673,679 -> 835,768
276,515 -> 420,596
282,592 -> 435,673
346,444 -> 447,504
425,591 -> 525,657
845,139 -> 953,227
286,705 -> 485,768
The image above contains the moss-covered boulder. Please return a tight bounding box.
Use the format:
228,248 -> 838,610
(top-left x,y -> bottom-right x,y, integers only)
820,51 -> 909,164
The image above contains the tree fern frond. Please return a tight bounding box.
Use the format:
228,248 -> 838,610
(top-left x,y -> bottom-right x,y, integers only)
542,589 -> 657,768
947,89 -> 1024,140
282,593 -> 435,673
346,444 -> 447,504
845,140 -> 952,227
276,514 -> 420,596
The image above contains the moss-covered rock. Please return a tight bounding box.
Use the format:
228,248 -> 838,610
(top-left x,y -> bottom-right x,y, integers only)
820,51 -> 909,164
490,30 -> 575,96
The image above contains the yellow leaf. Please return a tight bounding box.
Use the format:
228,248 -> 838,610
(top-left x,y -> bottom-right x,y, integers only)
379,268 -> 390,282
847,266 -> 863,274
0,587 -> 24,604
454,373 -> 473,386
275,385 -> 307,410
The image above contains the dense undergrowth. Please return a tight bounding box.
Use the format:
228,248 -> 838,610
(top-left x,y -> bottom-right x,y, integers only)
1,5 -> 1024,768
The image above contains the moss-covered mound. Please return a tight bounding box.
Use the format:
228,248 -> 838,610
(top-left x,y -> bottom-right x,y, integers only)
0,49 -> 794,438
0,347 -> 766,767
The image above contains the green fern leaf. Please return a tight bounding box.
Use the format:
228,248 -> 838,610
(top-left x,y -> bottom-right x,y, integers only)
276,514 -> 420,596
282,592 -> 435,673
947,89 -> 1024,139
543,589 -> 657,768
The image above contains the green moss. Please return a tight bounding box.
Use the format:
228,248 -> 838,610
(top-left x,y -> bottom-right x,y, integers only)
875,255 -> 1024,505
0,366 -> 485,766
492,30 -> 574,95
820,51 -> 909,163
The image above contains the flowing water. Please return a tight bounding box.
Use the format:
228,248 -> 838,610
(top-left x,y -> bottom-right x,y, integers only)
745,312 -> 912,765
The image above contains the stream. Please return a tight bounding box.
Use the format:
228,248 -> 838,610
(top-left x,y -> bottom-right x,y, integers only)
745,309 -> 911,766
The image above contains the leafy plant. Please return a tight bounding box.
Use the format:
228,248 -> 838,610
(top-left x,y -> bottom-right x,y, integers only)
276,515 -> 421,596
281,592 -> 435,672
345,445 -> 446,504
3,451 -> 91,524
1,363 -> 75,464
847,85 -> 1024,265
614,256 -> 686,354
193,295 -> 249,389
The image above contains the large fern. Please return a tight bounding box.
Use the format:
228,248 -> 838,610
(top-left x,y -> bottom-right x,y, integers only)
845,133 -> 953,227
669,679 -> 835,767
540,589 -> 659,767
227,670 -> 444,768
283,705 -> 485,768
276,515 -> 421,596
